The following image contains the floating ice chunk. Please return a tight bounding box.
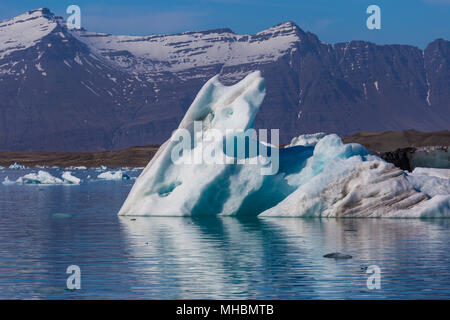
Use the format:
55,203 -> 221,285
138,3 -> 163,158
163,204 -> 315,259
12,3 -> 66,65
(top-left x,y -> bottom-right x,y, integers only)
0,166 -> 4,170
97,170 -> 130,180
95,165 -> 108,172
20,171 -> 65,184
119,72 -> 450,217
61,171 -> 81,184
66,166 -> 88,170
17,171 -> 63,184
411,167 -> 450,180
287,132 -> 326,147
9,163 -> 26,169
2,170 -> 80,185
2,177 -> 14,185
261,137 -> 450,217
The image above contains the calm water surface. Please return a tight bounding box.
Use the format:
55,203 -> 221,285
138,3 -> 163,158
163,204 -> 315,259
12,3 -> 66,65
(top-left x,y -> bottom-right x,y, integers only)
0,168 -> 449,299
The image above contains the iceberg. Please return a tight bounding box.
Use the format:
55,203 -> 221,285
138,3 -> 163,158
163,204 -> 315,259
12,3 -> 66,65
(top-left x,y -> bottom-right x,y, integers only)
411,167 -> 450,180
118,71 -> 450,217
2,170 -> 80,185
19,171 -> 64,184
65,166 -> 88,170
2,177 -> 14,185
97,170 -> 130,181
61,171 -> 81,184
5,171 -> 61,185
261,135 -> 450,217
287,132 -> 326,147
9,163 -> 26,169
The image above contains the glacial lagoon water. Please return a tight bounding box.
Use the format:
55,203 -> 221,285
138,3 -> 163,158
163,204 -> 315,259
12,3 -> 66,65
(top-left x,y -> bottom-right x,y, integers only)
0,168 -> 450,299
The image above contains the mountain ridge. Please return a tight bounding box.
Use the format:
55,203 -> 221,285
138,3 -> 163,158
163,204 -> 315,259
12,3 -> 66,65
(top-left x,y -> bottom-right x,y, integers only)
0,8 -> 449,151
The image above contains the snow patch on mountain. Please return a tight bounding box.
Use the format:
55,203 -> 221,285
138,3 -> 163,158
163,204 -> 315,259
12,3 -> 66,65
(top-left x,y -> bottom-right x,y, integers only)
72,21 -> 301,74
0,8 -> 57,59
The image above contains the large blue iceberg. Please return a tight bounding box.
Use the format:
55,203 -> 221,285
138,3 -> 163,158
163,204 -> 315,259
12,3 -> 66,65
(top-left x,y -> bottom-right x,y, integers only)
119,71 -> 450,217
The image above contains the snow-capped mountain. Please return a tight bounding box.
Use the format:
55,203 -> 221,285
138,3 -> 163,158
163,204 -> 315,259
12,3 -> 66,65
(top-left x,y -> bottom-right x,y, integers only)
0,8 -> 449,151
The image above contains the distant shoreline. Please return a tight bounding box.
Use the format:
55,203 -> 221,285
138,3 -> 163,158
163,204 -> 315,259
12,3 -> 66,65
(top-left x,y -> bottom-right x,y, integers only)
0,130 -> 448,169
0,145 -> 159,168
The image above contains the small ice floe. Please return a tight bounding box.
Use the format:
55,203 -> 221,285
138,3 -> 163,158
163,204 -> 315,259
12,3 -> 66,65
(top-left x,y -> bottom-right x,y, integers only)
97,170 -> 130,181
411,167 -> 450,180
323,252 -> 353,260
95,165 -> 108,172
2,170 -> 80,185
0,166 -> 4,170
2,177 -> 15,185
287,132 -> 326,147
9,163 -> 26,169
65,166 -> 87,170
61,171 -> 81,184
15,171 -> 63,184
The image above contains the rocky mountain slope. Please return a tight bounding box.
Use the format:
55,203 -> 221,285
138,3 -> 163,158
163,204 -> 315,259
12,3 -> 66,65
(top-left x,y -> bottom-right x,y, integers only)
0,8 -> 449,151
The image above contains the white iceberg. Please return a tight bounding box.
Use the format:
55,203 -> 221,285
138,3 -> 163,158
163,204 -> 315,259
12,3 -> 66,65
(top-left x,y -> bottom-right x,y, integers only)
2,170 -> 80,185
261,135 -> 450,217
9,163 -> 26,169
2,177 -> 14,185
287,132 -> 326,147
20,171 -> 64,184
97,170 -> 130,181
118,71 -> 450,217
65,166 -> 88,170
94,165 -> 108,172
61,171 -> 81,184
411,167 -> 450,180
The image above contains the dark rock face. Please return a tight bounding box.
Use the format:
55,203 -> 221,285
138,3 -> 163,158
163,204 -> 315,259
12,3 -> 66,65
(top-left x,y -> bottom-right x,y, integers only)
380,148 -> 417,172
0,9 -> 449,151
343,130 -> 450,171
380,146 -> 449,171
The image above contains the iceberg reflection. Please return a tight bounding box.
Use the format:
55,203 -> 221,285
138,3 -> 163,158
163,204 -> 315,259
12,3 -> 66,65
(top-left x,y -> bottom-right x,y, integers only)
119,217 -> 450,299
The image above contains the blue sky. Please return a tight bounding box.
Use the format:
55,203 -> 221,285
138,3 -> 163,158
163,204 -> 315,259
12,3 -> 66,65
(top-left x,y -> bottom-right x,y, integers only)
1,0 -> 449,48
